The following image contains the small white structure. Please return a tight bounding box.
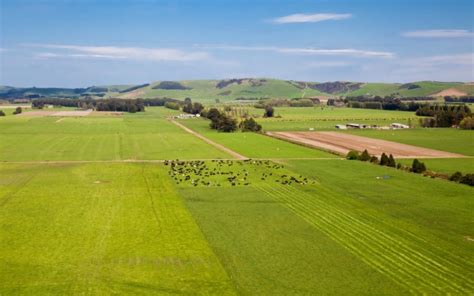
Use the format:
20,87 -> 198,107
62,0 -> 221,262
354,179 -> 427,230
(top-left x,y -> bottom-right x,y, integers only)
335,124 -> 347,130
174,113 -> 200,119
391,123 -> 409,129
346,123 -> 361,129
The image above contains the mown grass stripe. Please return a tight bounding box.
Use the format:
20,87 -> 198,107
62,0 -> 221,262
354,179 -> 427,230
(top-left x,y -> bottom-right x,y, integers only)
281,185 -> 474,287
276,185 -> 473,292
262,185 -> 458,294
257,184 -> 472,294
256,185 -> 427,294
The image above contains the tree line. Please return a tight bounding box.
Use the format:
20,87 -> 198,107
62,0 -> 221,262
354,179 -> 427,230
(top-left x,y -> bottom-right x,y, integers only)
345,96 -> 427,111
416,104 -> 471,128
347,149 -> 473,186
444,96 -> 474,103
31,98 -> 182,113
200,108 -> 262,132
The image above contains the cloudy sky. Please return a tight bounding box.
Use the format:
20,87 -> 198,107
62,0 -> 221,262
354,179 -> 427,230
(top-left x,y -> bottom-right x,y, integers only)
0,0 -> 473,87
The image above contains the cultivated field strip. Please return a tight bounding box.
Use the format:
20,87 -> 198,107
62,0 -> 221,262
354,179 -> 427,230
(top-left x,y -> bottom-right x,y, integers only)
257,184 -> 474,295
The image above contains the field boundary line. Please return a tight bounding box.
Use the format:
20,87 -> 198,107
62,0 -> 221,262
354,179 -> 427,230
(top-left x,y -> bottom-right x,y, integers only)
168,119 -> 248,160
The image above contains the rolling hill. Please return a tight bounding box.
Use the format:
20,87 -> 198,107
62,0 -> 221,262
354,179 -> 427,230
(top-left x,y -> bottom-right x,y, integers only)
1,79 -> 473,103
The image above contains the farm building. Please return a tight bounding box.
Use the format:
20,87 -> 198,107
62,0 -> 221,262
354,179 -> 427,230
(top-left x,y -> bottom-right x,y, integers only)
174,113 -> 200,119
391,123 -> 410,129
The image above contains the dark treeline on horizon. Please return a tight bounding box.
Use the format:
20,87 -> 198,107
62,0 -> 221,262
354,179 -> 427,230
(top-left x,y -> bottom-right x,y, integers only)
31,98 -> 181,113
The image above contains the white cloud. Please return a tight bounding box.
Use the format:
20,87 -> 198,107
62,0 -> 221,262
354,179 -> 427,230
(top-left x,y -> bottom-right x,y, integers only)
304,61 -> 353,68
197,45 -> 394,58
405,53 -> 474,67
26,44 -> 210,61
271,13 -> 352,24
402,29 -> 474,38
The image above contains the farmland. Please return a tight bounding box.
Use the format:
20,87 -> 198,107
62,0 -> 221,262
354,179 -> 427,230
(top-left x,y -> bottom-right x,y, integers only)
0,106 -> 473,295
220,106 -> 421,131
0,108 -> 230,161
345,128 -> 474,156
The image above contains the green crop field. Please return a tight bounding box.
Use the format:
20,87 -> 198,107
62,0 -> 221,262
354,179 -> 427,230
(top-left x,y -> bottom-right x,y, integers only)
255,107 -> 420,131
1,105 -> 473,295
397,158 -> 474,175
0,163 -> 236,294
177,118 -> 337,158
0,107 -> 229,161
180,159 -> 474,294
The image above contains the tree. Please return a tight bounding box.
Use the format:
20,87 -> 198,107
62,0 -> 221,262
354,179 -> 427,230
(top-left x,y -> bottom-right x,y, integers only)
13,107 -> 22,115
264,105 -> 274,118
459,116 -> 474,130
411,159 -> 426,173
379,153 -> 389,166
206,108 -> 221,121
216,115 -> 238,132
239,118 -> 262,132
164,101 -> 180,110
388,154 -> 396,167
370,156 -> 379,164
184,97 -> 192,105
460,174 -> 474,186
346,150 -> 360,160
0,110 -> 5,116
192,102 -> 204,114
449,171 -> 463,182
358,149 -> 371,161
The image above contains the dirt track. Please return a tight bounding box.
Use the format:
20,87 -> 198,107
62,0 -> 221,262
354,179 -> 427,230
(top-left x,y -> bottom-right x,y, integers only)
267,131 -> 465,158
169,119 -> 248,160
18,110 -> 93,117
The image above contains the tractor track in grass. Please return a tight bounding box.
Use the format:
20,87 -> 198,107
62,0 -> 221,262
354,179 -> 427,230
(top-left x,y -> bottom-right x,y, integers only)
256,184 -> 474,295
169,119 -> 248,160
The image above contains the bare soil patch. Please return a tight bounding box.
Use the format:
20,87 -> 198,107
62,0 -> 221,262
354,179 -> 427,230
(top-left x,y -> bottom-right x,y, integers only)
90,111 -> 123,116
267,131 -> 465,158
18,110 -> 93,117
431,88 -> 467,97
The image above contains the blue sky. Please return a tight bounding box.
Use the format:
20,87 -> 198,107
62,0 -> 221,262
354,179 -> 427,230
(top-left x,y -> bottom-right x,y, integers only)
0,0 -> 473,87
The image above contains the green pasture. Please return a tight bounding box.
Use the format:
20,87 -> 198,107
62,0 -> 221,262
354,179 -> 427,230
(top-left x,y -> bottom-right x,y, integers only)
0,163 -> 235,294
397,158 -> 474,175
219,106 -> 420,131
344,128 -> 474,156
0,107 -> 230,161
178,118 -> 337,159
179,159 -> 474,294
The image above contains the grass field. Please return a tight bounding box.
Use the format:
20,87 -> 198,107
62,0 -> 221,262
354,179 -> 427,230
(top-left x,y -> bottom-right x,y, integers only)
0,163 -> 235,294
1,105 -> 473,295
179,159 -> 474,294
397,158 -> 474,175
254,107 -> 420,131
2,160 -> 472,294
178,118 -> 337,158
344,128 -> 474,156
0,107 -> 230,161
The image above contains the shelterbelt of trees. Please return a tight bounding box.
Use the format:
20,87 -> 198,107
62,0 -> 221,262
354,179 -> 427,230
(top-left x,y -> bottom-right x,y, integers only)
416,105 -> 472,128
32,98 -> 181,113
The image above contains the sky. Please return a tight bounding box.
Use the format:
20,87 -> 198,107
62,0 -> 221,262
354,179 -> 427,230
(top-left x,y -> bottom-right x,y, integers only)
0,0 -> 473,87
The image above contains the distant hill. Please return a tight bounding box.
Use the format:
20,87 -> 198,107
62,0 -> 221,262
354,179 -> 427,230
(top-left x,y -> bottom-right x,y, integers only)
1,79 -> 473,103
